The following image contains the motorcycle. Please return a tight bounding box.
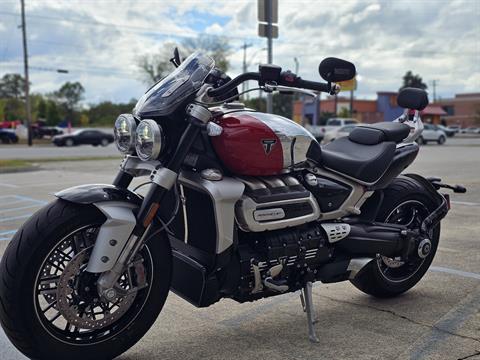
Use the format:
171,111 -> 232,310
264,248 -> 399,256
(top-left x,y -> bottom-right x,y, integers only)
0,50 -> 466,359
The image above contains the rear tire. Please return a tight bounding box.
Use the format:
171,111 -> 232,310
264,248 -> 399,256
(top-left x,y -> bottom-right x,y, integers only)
0,199 -> 172,360
350,176 -> 440,298
437,135 -> 446,145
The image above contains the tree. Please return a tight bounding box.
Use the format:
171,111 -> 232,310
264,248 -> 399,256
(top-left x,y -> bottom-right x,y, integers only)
46,100 -> 60,125
53,82 -> 85,122
137,36 -> 231,85
0,73 -> 27,99
244,93 -> 293,119
37,98 -> 47,119
400,71 -> 427,90
182,35 -> 230,72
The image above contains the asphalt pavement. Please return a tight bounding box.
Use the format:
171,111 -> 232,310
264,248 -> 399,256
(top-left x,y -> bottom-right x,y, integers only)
0,138 -> 480,359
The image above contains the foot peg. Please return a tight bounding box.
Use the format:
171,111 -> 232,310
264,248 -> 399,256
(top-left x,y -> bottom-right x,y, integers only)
264,263 -> 288,292
300,282 -> 319,343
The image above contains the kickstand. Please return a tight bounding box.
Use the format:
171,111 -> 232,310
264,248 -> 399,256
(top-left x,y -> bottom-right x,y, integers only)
300,282 -> 319,343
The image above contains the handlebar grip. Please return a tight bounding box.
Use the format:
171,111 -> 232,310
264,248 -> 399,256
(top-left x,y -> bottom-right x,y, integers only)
291,78 -> 331,92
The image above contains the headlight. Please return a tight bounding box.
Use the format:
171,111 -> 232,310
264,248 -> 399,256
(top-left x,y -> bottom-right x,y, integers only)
135,119 -> 164,161
114,114 -> 137,154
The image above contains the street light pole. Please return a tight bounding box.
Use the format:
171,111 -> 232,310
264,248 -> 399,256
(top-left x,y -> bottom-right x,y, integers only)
20,0 -> 32,146
241,42 -> 252,96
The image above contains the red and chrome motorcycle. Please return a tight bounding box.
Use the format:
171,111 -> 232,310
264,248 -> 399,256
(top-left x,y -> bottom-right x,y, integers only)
0,51 -> 465,359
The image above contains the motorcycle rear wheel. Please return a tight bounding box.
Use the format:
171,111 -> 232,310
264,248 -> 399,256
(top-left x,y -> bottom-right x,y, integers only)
350,176 -> 440,298
0,199 -> 172,360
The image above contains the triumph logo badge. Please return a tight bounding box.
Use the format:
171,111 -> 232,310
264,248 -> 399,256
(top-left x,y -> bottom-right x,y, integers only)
261,139 -> 276,155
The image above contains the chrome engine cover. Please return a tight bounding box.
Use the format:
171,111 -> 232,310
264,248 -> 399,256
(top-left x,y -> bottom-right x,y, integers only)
235,175 -> 321,232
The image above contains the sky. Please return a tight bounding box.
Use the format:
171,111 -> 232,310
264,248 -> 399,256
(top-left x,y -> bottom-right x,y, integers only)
0,0 -> 479,105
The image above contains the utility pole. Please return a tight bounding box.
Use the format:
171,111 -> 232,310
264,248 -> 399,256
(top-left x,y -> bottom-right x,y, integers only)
266,0 -> 273,114
20,0 -> 32,146
241,42 -> 252,96
258,0 -> 278,113
431,79 -> 439,103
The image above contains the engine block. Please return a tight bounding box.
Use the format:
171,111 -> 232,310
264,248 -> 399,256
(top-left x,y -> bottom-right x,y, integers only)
235,223 -> 333,301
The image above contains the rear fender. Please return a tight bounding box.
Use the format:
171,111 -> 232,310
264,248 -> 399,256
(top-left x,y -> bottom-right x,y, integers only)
55,184 -> 141,273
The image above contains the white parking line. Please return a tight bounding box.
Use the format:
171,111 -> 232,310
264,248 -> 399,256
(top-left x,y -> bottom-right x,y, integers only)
0,182 -> 19,188
430,266 -> 480,280
451,200 -> 480,207
0,204 -> 42,214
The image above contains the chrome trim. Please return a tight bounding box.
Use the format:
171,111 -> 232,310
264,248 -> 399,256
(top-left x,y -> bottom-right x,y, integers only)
179,171 -> 245,253
236,193 -> 321,232
253,112 -> 316,170
135,119 -> 164,161
321,223 -> 351,243
120,155 -> 161,177
179,184 -> 188,244
186,103 -> 212,123
151,167 -> 177,190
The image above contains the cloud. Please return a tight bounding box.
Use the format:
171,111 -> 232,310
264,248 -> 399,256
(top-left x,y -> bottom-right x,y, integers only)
0,0 -> 478,105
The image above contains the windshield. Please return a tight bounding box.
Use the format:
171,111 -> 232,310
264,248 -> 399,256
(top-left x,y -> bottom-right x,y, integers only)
133,52 -> 215,118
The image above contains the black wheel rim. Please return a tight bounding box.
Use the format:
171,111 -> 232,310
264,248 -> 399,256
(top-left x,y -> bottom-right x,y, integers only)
34,224 -> 154,345
376,200 -> 431,283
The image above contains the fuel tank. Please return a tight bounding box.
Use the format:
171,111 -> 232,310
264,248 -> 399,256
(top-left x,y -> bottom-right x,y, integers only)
211,111 -> 317,176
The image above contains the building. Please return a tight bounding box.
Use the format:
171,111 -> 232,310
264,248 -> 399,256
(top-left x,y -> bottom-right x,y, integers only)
435,93 -> 480,127
294,91 -> 479,126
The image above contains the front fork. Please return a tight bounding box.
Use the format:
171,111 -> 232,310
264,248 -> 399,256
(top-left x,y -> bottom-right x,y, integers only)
94,114 -> 206,300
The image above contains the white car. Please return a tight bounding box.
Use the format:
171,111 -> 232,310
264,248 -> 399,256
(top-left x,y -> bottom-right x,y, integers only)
417,124 -> 447,145
323,124 -> 359,143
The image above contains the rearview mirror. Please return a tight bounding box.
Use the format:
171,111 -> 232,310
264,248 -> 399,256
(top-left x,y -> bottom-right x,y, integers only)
319,57 -> 356,83
170,47 -> 182,67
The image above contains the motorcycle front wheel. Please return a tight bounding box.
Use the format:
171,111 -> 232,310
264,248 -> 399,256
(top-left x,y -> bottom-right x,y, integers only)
0,199 -> 172,360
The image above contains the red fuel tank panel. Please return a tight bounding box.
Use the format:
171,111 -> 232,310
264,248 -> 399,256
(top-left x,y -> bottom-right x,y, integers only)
211,113 -> 284,176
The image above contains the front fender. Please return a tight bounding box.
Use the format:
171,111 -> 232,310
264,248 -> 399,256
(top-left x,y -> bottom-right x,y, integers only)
55,184 -> 142,205
55,184 -> 142,273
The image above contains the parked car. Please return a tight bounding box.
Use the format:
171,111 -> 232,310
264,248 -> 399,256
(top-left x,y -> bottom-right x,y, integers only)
0,129 -> 19,144
323,124 -> 359,143
32,124 -> 64,139
447,125 -> 462,134
464,127 -> 480,134
52,129 -> 114,147
307,118 -> 359,142
417,124 -> 447,145
436,125 -> 456,137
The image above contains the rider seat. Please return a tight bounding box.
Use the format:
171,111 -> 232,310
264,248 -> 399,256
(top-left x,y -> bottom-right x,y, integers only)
313,122 -> 410,183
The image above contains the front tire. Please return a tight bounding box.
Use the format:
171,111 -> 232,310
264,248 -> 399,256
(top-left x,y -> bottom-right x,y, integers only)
350,176 -> 440,298
0,199 -> 172,360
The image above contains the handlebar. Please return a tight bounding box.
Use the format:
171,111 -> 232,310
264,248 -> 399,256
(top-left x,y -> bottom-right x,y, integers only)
207,68 -> 333,98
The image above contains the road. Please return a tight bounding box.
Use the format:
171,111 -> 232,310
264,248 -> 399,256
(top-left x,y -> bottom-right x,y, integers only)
0,139 -> 480,359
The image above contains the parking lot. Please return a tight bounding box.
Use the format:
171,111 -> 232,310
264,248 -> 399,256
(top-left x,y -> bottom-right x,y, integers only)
1,138 -> 480,360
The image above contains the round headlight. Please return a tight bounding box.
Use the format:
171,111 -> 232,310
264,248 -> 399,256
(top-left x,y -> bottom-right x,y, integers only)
135,119 -> 163,161
114,114 -> 137,154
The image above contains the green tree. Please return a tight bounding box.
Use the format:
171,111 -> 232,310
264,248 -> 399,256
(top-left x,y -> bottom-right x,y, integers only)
400,71 -> 428,90
53,82 -> 85,124
37,98 -> 47,119
46,100 -> 60,125
0,73 -> 27,99
244,93 -> 293,119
